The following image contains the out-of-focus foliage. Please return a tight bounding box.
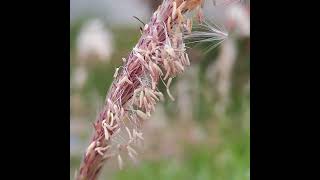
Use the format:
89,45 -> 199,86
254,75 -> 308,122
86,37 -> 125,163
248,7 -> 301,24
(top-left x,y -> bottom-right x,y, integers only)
112,101 -> 249,180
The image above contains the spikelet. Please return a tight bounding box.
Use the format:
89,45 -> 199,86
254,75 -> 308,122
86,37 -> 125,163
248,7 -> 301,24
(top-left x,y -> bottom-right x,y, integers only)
77,0 -> 228,179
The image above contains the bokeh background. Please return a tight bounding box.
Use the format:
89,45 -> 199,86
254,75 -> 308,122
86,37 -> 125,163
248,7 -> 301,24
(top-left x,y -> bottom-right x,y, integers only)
70,0 -> 250,179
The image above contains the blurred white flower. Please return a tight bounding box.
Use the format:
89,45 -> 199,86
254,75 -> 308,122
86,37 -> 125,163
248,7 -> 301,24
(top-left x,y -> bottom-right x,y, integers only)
145,104 -> 168,129
176,66 -> 198,121
226,3 -> 250,37
76,19 -> 114,63
206,39 -> 237,113
72,65 -> 88,90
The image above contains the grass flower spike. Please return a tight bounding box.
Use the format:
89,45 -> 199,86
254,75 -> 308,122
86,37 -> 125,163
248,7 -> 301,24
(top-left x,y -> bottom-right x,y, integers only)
76,1 -> 225,179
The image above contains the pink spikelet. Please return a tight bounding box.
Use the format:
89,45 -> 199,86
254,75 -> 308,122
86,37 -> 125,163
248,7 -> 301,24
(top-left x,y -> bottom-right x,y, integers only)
76,1 -> 213,179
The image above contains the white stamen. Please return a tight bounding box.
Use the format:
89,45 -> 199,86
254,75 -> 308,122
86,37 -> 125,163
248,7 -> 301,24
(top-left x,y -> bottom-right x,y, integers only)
177,1 -> 186,11
119,76 -> 133,85
167,77 -> 173,88
185,53 -> 190,66
139,91 -> 144,108
126,126 -> 132,140
95,145 -> 110,156
167,16 -> 172,33
110,113 -> 114,125
136,131 -> 144,140
103,125 -> 110,140
143,97 -> 148,110
148,89 -> 159,101
135,52 -> 145,63
113,68 -> 119,78
167,88 -> 175,101
172,2 -> 177,20
127,145 -> 138,156
165,45 -> 176,57
106,110 -> 111,122
86,141 -> 96,157
154,91 -> 164,101
144,24 -> 149,31
174,61 -> 184,72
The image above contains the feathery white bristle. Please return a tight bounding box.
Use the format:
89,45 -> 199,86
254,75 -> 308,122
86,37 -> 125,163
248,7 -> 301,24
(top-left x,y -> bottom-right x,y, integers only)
183,19 -> 228,48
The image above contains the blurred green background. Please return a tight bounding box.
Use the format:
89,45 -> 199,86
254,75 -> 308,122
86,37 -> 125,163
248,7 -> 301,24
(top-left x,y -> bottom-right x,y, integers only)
70,1 -> 250,179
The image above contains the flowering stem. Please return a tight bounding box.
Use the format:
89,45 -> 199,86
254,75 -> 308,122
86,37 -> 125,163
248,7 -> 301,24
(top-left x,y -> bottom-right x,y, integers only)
76,1 -> 204,179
